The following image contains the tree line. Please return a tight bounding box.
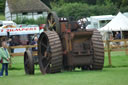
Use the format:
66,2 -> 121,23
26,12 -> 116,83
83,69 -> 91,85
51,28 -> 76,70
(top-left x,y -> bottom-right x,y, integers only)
0,0 -> 128,19
50,0 -> 128,19
41,0 -> 128,9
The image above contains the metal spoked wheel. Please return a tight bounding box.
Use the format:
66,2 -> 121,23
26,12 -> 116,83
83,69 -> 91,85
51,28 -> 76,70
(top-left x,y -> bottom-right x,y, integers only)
38,31 -> 63,74
24,50 -> 34,74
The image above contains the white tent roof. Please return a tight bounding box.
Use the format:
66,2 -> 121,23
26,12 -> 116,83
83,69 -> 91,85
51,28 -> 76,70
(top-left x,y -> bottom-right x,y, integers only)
99,12 -> 128,31
90,15 -> 114,21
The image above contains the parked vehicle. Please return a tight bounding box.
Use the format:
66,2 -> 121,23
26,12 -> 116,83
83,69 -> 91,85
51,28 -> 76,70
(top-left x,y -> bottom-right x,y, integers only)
0,21 -> 17,28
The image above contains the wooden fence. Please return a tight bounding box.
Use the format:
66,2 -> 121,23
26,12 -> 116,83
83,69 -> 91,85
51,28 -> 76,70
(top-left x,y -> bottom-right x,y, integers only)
104,39 -> 128,66
8,45 -> 37,67
8,39 -> 128,67
8,45 -> 37,57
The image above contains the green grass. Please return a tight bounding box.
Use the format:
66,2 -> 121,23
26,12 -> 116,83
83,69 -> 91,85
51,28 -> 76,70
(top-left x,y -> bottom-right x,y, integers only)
0,67 -> 128,85
0,13 -> 5,20
0,51 -> 128,85
104,51 -> 128,67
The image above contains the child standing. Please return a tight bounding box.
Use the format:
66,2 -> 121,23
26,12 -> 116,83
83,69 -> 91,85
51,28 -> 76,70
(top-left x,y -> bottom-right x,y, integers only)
0,41 -> 10,77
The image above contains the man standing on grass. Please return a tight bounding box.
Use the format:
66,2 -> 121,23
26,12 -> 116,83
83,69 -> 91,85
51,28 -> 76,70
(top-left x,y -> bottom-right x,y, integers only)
0,41 -> 10,77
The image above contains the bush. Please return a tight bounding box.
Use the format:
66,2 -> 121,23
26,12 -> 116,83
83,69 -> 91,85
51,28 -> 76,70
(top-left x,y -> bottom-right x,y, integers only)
14,17 -> 47,25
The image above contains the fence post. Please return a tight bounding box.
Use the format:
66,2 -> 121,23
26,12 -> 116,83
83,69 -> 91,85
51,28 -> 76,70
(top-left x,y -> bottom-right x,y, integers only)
106,40 -> 112,66
26,45 -> 29,50
8,46 -> 12,68
124,40 -> 128,55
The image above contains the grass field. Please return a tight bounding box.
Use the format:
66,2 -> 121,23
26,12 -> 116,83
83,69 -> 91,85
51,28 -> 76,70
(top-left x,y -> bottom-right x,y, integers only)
0,51 -> 128,85
0,13 -> 5,20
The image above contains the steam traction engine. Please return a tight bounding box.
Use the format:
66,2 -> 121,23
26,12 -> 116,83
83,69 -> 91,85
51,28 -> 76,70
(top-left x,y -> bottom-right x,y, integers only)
24,12 -> 104,74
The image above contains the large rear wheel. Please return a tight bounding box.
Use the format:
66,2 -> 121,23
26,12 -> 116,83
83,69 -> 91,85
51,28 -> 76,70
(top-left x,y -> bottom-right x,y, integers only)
91,30 -> 104,70
38,31 -> 63,74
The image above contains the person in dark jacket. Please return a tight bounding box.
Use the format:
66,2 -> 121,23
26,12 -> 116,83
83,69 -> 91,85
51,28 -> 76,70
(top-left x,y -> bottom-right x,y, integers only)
31,37 -> 38,64
115,32 -> 121,45
115,32 -> 121,39
31,37 -> 38,51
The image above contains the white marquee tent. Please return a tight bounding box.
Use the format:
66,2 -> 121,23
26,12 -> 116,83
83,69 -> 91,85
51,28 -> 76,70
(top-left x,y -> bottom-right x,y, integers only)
99,12 -> 128,32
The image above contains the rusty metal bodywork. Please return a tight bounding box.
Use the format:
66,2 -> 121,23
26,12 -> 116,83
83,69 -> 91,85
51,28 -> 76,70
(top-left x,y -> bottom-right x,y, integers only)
59,21 -> 94,69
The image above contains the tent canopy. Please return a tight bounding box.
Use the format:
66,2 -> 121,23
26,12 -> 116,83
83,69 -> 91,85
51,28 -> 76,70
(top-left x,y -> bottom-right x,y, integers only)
99,12 -> 128,32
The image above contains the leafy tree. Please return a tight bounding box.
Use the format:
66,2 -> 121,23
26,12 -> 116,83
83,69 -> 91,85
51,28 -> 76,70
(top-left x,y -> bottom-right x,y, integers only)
0,0 -> 5,13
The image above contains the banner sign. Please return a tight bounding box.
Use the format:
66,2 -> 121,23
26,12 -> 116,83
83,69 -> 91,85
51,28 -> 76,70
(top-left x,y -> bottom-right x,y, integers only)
0,27 -> 40,36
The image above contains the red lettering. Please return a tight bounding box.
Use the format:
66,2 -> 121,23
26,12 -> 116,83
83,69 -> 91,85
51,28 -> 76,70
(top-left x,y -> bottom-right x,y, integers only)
19,28 -> 22,31
9,29 -> 14,32
30,28 -> 33,30
6,29 -> 10,32
34,28 -> 37,30
15,29 -> 20,31
25,28 -> 29,31
16,28 -> 23,31
1,29 -> 3,32
21,28 -> 24,31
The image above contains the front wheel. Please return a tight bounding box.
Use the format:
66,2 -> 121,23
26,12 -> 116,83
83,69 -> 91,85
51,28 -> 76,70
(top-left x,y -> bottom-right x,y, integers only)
24,50 -> 34,74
